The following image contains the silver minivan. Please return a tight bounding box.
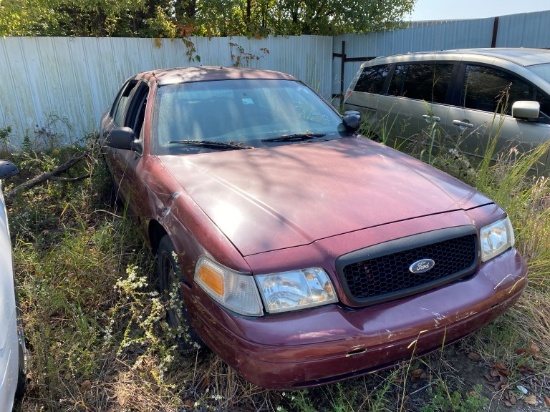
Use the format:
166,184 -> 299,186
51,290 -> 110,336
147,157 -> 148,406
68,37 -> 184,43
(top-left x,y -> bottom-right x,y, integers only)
0,160 -> 27,410
344,48 -> 550,174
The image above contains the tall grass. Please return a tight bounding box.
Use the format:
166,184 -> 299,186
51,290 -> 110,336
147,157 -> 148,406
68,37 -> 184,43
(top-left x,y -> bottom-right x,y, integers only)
371,105 -> 550,367
3,121 -> 549,411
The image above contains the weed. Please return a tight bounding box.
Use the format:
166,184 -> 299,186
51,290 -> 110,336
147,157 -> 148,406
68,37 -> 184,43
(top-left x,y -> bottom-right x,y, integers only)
420,382 -> 488,412
8,113 -> 550,411
0,125 -> 12,155
229,42 -> 269,67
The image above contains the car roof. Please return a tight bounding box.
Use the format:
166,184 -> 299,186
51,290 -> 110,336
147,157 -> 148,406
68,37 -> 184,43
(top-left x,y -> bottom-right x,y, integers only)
370,48 -> 550,67
134,66 -> 298,86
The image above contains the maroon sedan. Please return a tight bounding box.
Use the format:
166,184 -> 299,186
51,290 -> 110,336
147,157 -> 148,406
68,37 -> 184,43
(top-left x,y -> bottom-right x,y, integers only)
100,66 -> 527,389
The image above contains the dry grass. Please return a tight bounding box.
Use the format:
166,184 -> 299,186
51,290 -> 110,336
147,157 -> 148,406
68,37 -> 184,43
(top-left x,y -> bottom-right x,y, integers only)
3,127 -> 549,411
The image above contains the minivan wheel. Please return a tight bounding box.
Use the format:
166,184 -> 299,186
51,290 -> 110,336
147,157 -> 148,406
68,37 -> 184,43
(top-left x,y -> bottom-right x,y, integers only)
156,235 -> 205,353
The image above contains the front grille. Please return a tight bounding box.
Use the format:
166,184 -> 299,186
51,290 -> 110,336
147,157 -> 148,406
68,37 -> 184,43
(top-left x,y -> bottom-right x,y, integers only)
336,227 -> 479,306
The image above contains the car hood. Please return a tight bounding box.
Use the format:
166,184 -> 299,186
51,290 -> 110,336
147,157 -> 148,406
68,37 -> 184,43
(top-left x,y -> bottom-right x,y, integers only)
160,138 -> 492,256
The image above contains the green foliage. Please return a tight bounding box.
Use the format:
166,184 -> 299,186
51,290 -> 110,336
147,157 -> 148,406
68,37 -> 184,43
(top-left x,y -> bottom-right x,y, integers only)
230,42 -> 269,67
420,383 -> 488,412
364,97 -> 550,387
190,0 -> 415,36
0,125 -> 11,155
0,0 -> 416,37
0,0 -> 150,36
7,119 -> 549,410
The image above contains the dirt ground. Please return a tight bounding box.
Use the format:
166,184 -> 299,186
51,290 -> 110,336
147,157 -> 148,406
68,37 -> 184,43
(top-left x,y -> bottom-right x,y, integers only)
406,343 -> 549,411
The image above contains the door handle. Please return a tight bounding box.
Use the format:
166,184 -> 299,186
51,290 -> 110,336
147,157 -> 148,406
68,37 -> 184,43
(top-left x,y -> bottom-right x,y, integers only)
422,115 -> 441,123
453,120 -> 474,128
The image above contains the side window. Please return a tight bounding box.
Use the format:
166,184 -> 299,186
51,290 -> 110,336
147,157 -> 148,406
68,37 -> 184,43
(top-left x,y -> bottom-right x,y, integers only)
111,80 -> 139,126
462,65 -> 533,114
354,65 -> 391,94
388,63 -> 453,103
125,83 -> 149,138
401,63 -> 453,103
534,87 -> 550,122
389,64 -> 408,96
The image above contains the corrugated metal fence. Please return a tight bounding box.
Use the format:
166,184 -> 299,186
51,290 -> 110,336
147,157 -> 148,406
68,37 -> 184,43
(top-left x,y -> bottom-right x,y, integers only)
1,9 -> 550,147
0,36 -> 333,147
332,11 -> 550,105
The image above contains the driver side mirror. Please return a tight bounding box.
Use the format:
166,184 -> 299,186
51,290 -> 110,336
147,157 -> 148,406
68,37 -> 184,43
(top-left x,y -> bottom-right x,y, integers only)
342,110 -> 361,132
0,160 -> 19,180
104,127 -> 143,154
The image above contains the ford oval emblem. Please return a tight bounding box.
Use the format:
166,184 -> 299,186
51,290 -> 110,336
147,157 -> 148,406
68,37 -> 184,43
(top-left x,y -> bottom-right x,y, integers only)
409,259 -> 435,274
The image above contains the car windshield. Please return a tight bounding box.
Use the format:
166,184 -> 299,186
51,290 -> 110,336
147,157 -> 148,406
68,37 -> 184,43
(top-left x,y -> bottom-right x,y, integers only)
527,63 -> 550,84
152,79 -> 345,155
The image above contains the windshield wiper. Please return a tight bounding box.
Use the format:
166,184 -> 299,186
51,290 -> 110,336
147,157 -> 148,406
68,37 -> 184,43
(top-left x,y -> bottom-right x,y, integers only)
261,133 -> 326,142
169,140 -> 251,150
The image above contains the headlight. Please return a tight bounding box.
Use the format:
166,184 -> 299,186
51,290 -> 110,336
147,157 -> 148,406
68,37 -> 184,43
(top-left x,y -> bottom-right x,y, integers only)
194,256 -> 263,316
480,217 -> 515,262
256,268 -> 338,313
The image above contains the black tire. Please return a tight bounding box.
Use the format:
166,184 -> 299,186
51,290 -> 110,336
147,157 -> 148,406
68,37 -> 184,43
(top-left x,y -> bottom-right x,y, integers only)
156,235 -> 205,353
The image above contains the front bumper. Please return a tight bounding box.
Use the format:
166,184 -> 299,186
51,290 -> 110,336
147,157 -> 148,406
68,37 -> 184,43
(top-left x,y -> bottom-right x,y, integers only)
187,248 -> 527,389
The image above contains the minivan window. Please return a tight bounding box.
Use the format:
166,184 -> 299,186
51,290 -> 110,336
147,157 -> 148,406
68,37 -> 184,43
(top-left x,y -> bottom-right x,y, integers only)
462,65 -> 532,114
354,64 -> 391,94
527,63 -> 550,84
535,87 -> 550,120
388,64 -> 408,97
388,63 -> 453,103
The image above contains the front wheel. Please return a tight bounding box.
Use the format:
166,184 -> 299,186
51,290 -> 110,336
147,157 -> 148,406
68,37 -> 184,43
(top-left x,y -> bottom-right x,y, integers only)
156,235 -> 205,353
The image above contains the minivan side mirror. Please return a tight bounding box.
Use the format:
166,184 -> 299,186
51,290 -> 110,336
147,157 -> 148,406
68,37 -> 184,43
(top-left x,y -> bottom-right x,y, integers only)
512,101 -> 540,120
342,110 -> 361,132
104,127 -> 143,154
0,160 -> 19,180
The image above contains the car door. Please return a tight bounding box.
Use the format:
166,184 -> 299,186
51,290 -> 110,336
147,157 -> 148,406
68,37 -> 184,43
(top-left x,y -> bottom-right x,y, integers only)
447,63 -> 550,172
103,80 -> 151,214
377,62 -> 455,152
101,78 -> 139,191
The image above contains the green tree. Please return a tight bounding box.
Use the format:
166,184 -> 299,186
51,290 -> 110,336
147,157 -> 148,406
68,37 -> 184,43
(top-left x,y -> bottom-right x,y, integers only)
0,0 -> 416,37
190,0 -> 416,36
0,0 -> 152,36
0,0 -> 64,36
276,0 -> 416,35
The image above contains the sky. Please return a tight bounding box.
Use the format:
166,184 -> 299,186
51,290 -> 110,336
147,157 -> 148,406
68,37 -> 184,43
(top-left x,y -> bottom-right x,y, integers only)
407,0 -> 550,21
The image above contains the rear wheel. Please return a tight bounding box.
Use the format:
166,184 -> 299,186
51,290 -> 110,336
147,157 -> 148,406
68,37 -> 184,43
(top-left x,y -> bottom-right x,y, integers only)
156,235 -> 205,353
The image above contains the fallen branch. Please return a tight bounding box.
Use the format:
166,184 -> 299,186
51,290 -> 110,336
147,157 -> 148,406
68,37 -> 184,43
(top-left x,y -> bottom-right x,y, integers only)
5,152 -> 88,200
49,175 -> 90,182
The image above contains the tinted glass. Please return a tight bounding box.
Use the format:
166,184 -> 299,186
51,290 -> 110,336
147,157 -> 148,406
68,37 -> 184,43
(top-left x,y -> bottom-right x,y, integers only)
462,65 -> 533,114
152,79 -> 344,155
401,63 -> 453,103
536,87 -> 550,120
355,65 -> 390,94
527,63 -> 550,83
388,63 -> 453,103
389,65 -> 408,96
